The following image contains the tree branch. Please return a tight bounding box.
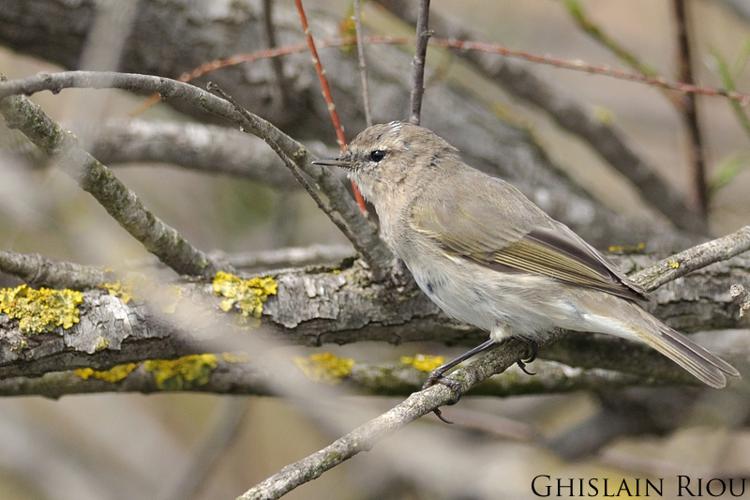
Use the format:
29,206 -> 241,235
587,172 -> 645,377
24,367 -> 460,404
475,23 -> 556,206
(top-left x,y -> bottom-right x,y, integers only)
1,231 -> 748,379
672,0 -> 708,217
408,0 -> 431,125
635,225 -> 750,290
88,120 -> 302,189
210,245 -> 353,271
0,250 -> 109,290
0,356 -> 670,399
353,0 -> 373,127
0,93 -> 220,277
0,70 -> 393,280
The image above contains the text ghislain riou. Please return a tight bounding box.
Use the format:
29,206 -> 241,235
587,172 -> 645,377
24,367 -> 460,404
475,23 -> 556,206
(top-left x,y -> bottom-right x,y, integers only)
531,475 -> 747,497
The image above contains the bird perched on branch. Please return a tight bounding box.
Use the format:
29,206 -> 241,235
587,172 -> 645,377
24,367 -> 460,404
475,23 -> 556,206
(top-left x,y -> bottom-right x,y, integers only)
314,121 -> 739,405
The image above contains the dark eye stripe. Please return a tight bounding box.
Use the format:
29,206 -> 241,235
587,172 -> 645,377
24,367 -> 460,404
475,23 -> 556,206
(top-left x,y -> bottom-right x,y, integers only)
370,150 -> 386,162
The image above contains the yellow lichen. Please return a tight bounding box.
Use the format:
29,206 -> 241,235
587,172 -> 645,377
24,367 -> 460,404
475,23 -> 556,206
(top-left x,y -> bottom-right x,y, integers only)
400,354 -> 445,372
668,259 -> 681,269
0,284 -> 83,334
222,351 -> 250,363
74,363 -> 138,383
294,352 -> 354,384
100,281 -> 134,304
607,242 -> 646,254
212,271 -> 277,319
143,354 -> 218,390
94,337 -> 110,352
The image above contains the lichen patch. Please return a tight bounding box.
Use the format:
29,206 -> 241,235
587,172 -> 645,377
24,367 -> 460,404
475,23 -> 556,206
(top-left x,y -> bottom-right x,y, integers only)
212,271 -> 277,319
400,354 -> 445,372
0,284 -> 83,334
74,363 -> 138,383
143,354 -> 218,390
294,352 -> 354,384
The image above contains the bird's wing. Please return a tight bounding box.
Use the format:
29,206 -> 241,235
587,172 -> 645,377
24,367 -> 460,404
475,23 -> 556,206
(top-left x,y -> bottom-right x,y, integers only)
409,175 -> 646,301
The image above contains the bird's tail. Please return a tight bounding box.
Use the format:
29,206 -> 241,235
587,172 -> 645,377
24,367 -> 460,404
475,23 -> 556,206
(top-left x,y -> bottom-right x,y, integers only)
623,305 -> 739,388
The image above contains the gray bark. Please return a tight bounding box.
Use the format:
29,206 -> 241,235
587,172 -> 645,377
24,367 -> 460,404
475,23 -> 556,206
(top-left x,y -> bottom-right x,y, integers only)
1,253 -> 747,379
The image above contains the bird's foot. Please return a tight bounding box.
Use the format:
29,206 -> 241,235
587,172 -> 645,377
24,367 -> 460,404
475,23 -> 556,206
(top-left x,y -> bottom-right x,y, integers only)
422,370 -> 463,424
515,337 -> 539,375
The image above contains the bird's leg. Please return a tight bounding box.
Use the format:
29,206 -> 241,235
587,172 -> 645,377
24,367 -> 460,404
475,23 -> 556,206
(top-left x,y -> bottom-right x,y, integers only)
422,338 -> 498,423
515,335 -> 539,376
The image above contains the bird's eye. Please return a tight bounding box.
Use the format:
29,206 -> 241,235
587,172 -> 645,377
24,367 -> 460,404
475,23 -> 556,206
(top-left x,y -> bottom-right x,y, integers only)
369,150 -> 386,163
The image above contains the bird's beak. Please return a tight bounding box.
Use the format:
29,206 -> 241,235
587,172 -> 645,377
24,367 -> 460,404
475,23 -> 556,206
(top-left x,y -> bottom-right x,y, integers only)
312,157 -> 352,169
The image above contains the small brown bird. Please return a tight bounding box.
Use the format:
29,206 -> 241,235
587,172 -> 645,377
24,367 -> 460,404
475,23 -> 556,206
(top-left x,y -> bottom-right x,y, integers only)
314,122 -> 739,390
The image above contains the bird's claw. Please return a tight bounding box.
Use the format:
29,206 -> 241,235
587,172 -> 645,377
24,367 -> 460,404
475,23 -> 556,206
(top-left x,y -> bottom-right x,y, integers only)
516,337 -> 539,375
422,370 -> 463,424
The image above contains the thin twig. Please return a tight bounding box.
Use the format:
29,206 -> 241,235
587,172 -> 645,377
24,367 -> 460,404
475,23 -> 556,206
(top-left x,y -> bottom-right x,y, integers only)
673,0 -> 709,217
409,0 -> 431,125
563,0 -> 682,109
467,50 -> 706,234
435,37 -> 750,105
634,224 -> 750,290
293,0 -> 368,213
353,0 -> 373,126
262,0 -> 288,107
0,94 -> 220,278
238,226 -> 750,499
0,71 -> 393,280
132,35 -> 750,115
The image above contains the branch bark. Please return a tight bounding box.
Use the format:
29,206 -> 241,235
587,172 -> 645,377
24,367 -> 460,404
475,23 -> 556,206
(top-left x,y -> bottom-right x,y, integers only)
0,70 -> 394,281
0,93 -> 220,277
1,228 -> 748,379
88,120 -> 302,189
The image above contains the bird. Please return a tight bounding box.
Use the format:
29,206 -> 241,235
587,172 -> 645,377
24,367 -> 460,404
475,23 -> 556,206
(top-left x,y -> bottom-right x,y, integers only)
313,121 -> 739,397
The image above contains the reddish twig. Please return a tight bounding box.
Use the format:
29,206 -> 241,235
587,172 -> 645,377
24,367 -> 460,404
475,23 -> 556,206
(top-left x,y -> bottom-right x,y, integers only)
434,38 -> 750,106
131,36 -> 750,117
294,0 -> 367,214
672,0 -> 708,217
409,0 -> 432,125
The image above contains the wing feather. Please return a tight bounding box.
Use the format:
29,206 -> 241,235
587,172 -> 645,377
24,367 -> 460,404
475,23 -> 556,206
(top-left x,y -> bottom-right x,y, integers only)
410,174 -> 646,301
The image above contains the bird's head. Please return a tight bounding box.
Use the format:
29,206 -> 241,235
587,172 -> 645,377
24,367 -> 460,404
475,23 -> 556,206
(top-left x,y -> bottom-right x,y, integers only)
313,121 -> 459,207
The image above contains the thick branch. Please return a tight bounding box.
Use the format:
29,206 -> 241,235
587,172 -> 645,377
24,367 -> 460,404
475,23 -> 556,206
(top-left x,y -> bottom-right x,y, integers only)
0,357 -> 661,399
0,235 -> 748,379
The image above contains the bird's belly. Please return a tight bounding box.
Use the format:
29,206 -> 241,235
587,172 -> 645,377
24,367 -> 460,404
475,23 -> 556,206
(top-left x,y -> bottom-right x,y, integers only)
406,255 -> 566,336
